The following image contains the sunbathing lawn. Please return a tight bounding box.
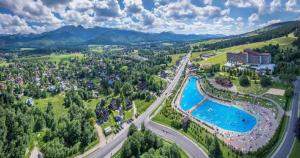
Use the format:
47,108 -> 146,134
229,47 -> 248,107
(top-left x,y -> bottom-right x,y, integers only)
231,79 -> 269,95
290,139 -> 300,158
134,98 -> 155,114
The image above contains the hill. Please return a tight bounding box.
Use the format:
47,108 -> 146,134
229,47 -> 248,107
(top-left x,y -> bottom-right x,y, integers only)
200,21 -> 300,50
0,26 -> 225,49
191,33 -> 297,65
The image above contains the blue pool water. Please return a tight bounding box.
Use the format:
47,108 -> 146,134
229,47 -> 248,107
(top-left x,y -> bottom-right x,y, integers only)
180,76 -> 257,133
180,76 -> 204,111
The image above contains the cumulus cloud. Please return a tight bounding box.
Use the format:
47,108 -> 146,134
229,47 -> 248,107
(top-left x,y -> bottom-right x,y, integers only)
270,0 -> 281,12
285,0 -> 300,12
248,13 -> 259,25
225,0 -> 266,13
0,13 -> 34,34
0,0 -> 61,25
154,0 -> 226,21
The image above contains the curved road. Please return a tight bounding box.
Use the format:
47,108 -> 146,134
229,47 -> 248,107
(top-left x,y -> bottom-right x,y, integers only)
79,50 -> 207,158
272,78 -> 300,158
146,120 -> 207,158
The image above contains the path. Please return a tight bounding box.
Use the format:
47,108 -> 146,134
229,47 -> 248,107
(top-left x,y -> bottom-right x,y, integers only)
29,147 -> 41,158
272,77 -> 300,158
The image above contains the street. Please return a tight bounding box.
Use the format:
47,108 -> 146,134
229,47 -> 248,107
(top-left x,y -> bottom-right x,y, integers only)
272,78 -> 300,158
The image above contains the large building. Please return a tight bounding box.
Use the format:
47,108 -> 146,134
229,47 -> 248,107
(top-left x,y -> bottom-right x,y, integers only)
227,49 -> 271,65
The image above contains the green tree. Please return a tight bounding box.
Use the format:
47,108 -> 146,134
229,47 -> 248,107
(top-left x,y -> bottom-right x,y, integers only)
42,139 -> 69,158
260,76 -> 272,87
239,75 -> 250,87
128,124 -> 138,136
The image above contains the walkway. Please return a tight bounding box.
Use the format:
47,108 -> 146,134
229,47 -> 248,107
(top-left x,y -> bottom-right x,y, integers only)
188,96 -> 208,113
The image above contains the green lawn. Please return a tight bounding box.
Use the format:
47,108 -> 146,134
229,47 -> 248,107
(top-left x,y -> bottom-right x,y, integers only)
134,98 -> 155,114
17,53 -> 84,64
33,94 -> 68,120
231,78 -> 269,95
47,53 -> 84,63
290,139 -> 300,158
191,34 -> 297,65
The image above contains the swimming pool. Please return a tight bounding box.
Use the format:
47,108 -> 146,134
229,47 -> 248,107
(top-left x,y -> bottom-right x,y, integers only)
180,76 -> 205,111
180,76 -> 257,133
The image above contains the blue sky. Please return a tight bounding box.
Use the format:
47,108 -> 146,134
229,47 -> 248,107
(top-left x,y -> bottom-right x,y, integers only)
0,0 -> 299,35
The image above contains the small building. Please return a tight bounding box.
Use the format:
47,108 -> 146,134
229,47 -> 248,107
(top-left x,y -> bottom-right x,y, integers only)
104,127 -> 112,136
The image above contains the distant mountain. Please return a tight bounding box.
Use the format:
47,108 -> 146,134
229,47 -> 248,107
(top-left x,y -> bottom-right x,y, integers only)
0,26 -> 225,49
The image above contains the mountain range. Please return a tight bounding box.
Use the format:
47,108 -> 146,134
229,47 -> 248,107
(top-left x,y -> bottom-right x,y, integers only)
0,26 -> 225,49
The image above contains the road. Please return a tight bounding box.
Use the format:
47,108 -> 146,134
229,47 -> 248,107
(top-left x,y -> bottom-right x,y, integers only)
146,121 -> 207,158
272,78 -> 300,158
81,50 -> 206,158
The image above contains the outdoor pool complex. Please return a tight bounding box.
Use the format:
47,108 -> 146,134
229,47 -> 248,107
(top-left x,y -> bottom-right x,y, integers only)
180,76 -> 257,133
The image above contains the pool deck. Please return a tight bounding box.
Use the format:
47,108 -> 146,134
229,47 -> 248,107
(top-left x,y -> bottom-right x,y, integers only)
172,75 -> 279,152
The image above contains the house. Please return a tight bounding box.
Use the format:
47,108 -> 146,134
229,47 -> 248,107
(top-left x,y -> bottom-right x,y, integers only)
227,49 -> 271,65
26,97 -> 34,106
125,98 -> 133,110
109,98 -> 121,110
95,105 -> 109,124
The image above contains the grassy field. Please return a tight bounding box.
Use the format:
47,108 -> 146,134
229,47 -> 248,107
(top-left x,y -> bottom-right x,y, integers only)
168,53 -> 185,68
47,53 -> 84,63
134,98 -> 155,114
290,139 -> 300,158
191,34 -> 297,65
17,53 -> 84,64
33,94 -> 68,120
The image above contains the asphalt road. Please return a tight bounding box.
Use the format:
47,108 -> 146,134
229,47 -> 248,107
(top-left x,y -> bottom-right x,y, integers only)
146,121 -> 207,158
272,78 -> 300,158
82,50 -> 207,158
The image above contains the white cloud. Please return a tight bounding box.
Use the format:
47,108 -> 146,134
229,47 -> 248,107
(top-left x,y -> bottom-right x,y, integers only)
0,13 -> 34,34
0,0 -> 61,25
285,0 -> 300,12
203,0 -> 213,5
225,0 -> 266,13
248,13 -> 259,25
270,0 -> 281,12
